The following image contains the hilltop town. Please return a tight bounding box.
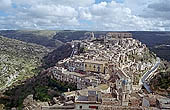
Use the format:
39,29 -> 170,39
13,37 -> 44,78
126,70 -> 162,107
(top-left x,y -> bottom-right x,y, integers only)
0,32 -> 170,110
25,32 -> 168,110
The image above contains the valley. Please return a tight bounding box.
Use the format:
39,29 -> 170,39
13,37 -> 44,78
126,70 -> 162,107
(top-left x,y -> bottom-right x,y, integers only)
0,36 -> 50,91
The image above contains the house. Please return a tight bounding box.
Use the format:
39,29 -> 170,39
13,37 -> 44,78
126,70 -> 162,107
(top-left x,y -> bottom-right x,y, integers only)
156,96 -> 170,109
75,90 -> 102,110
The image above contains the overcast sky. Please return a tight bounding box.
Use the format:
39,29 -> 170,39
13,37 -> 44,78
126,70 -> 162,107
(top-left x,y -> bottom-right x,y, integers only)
0,0 -> 170,31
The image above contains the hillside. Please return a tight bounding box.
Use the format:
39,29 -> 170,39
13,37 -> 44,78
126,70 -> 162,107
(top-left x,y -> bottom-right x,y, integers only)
0,42 -> 76,109
150,61 -> 170,96
0,69 -> 77,109
150,45 -> 170,61
0,36 -> 50,90
0,30 -> 63,48
42,43 -> 73,68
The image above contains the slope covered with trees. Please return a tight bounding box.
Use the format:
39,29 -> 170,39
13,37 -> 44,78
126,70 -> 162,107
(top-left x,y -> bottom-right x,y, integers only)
0,36 -> 50,90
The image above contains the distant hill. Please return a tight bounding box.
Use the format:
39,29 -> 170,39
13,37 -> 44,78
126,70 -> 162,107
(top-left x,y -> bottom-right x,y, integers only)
131,31 -> 170,46
131,31 -> 170,61
53,31 -> 106,42
0,30 -> 63,48
0,30 -> 106,46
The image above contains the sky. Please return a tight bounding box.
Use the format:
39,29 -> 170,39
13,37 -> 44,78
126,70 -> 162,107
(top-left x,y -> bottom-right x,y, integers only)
0,0 -> 170,31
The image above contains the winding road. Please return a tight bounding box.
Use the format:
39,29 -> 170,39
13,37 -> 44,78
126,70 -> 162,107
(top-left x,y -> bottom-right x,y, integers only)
139,57 -> 160,93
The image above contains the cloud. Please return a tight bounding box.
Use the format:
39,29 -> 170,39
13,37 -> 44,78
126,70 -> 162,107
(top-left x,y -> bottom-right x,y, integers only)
0,0 -> 12,10
148,0 -> 170,12
78,1 -> 166,31
13,0 -> 95,7
0,0 -> 170,30
134,0 -> 170,20
54,0 -> 95,7
29,4 -> 78,18
79,7 -> 92,20
0,0 -> 80,30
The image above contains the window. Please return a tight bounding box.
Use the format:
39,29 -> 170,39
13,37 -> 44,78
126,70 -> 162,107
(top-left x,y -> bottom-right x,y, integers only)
89,106 -> 98,109
97,66 -> 100,72
80,106 -> 82,109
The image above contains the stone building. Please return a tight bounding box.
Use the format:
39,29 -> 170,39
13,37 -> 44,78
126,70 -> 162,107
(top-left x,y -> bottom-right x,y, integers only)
114,69 -> 132,106
106,32 -> 133,38
75,90 -> 102,110
67,59 -> 85,72
156,96 -> 170,109
84,60 -> 108,74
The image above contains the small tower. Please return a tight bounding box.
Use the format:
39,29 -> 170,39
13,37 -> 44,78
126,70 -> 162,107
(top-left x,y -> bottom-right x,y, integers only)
90,32 -> 95,40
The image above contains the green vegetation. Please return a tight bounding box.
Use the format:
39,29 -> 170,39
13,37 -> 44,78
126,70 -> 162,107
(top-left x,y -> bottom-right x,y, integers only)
0,36 -> 49,89
152,72 -> 170,89
0,34 -> 75,109
48,79 -> 77,92
0,74 -> 77,109
151,61 -> 170,95
34,79 -> 77,102
34,86 -> 51,102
